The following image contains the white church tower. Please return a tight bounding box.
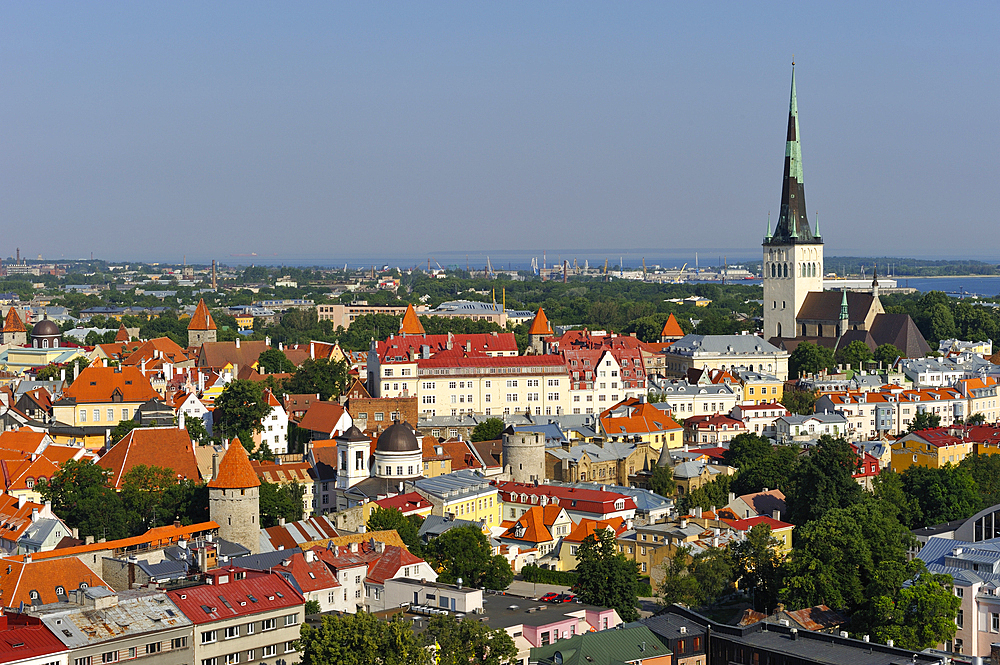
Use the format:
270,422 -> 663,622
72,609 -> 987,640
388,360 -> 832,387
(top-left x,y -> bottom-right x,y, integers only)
763,64 -> 824,341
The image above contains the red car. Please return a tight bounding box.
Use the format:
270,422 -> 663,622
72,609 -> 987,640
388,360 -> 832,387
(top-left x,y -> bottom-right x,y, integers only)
554,594 -> 576,603
539,593 -> 559,602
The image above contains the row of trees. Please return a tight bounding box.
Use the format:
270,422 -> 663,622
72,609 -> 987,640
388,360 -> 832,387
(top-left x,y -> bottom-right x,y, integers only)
788,340 -> 904,379
36,460 -> 303,540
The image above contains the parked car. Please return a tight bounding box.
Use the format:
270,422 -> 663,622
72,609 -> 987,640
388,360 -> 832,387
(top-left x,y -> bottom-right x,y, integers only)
539,592 -> 559,602
553,593 -> 577,603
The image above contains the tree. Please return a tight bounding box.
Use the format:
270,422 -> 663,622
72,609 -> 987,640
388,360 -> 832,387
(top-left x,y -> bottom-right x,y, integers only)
729,524 -> 781,612
425,525 -> 513,590
683,474 -> 733,512
901,465 -> 980,528
649,464 -> 676,498
780,499 -> 914,612
424,615 -> 517,665
967,412 -> 987,426
871,469 -> 920,529
785,435 -> 863,525
299,612 -> 431,665
304,600 -> 321,616
572,529 -> 641,622
656,547 -> 701,607
213,379 -> 272,446
120,465 -> 180,533
286,358 -> 349,401
258,480 -> 304,528
907,411 -> 941,432
725,433 -> 798,495
36,459 -> 129,541
788,341 -> 835,379
367,506 -> 423,551
851,559 -> 960,650
959,452 -> 1000,508
780,386 -> 817,416
110,418 -> 140,445
659,545 -> 734,608
873,343 -> 904,367
257,348 -> 296,374
184,415 -> 211,445
836,340 -> 873,370
471,418 -> 505,443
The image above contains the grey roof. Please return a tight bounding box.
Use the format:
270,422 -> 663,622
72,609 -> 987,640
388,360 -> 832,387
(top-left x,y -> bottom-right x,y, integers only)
917,535 -> 1000,587
778,412 -> 848,426
19,518 -> 67,549
473,593 -> 615,632
232,548 -> 303,571
412,469 -> 496,500
512,423 -> 567,444
417,515 -> 483,540
671,460 -> 720,480
648,379 -> 739,397
35,588 -> 191,649
666,334 -> 785,357
545,441 -> 640,464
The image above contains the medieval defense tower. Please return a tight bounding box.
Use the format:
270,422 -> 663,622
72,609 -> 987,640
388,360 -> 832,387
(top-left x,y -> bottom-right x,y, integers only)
502,430 -> 546,483
208,438 -> 260,554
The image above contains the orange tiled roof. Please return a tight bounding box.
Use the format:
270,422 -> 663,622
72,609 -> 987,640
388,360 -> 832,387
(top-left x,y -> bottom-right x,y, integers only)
0,429 -> 50,455
2,308 -> 25,334
188,299 -> 217,331
97,426 -> 201,489
114,324 -> 130,342
660,313 -> 684,338
565,517 -> 628,543
528,308 -> 553,336
398,304 -> 426,336
61,366 -> 159,404
208,439 -> 260,489
122,337 -> 190,368
500,504 -> 565,544
0,558 -> 108,607
28,521 -> 220,561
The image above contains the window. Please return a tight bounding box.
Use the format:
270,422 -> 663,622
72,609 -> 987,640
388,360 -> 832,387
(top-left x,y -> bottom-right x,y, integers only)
225,626 -> 240,639
284,613 -> 299,626
202,660 -> 217,665
79,410 -> 87,422
107,408 -> 115,421
956,609 -> 963,628
507,380 -> 518,388
172,637 -> 188,649
262,646 -> 277,658
93,409 -> 100,422
75,659 -> 92,665
101,652 -> 118,663
224,653 -> 239,665
992,612 -> 999,632
146,642 -> 161,655
506,393 -> 518,402
202,630 -> 218,644
422,395 -> 436,404
285,641 -> 296,653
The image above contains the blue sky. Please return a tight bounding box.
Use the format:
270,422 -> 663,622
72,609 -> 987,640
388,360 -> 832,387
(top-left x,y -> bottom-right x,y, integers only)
1,2 -> 997,265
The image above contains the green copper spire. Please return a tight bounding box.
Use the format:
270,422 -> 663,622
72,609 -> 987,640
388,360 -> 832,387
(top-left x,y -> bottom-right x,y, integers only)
840,288 -> 849,322
764,62 -> 821,246
814,210 -> 821,238
765,211 -> 772,241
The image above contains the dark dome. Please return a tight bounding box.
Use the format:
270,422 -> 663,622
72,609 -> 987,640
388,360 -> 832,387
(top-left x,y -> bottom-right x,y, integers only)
339,425 -> 368,442
32,320 -> 61,337
376,422 -> 420,453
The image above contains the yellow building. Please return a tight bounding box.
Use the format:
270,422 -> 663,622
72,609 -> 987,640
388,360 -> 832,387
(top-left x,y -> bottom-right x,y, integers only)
556,518 -> 628,572
411,470 -> 502,527
49,365 -> 160,448
421,438 -> 453,478
738,370 -> 784,405
599,400 -> 683,452
891,430 -> 973,472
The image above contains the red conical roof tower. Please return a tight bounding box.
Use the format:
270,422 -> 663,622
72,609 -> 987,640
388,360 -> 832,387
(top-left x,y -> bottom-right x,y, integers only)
398,304 -> 426,336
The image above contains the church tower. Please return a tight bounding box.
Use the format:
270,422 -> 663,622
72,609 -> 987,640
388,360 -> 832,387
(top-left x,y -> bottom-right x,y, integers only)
763,64 -> 824,340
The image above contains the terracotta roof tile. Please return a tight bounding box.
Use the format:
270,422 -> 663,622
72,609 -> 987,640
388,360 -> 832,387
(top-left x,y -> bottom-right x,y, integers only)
97,427 -> 201,489
0,558 -> 108,607
399,304 -> 426,336
61,366 -> 159,404
187,299 -> 217,331
298,402 -> 348,436
528,308 -> 553,336
208,439 -> 261,489
660,313 -> 684,338
115,324 -> 130,342
2,308 -> 26,333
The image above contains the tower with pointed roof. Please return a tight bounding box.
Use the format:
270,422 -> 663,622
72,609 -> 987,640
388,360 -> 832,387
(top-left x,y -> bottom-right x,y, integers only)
187,299 -> 217,347
398,304 -> 425,336
659,313 -> 685,344
763,64 -> 824,341
1,308 -> 27,347
208,438 -> 260,554
527,308 -> 553,355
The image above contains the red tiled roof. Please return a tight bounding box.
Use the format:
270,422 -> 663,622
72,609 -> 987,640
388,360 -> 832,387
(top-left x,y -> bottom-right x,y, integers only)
298,401 -> 348,435
376,332 -> 518,362
208,439 -> 260,489
62,366 -> 159,404
166,568 -> 302,624
115,324 -> 130,342
272,552 -> 340,593
660,313 -> 684,338
122,337 -> 190,368
365,545 -> 424,585
399,304 -> 426,336
493,481 -> 637,516
2,308 -> 26,333
0,558 -> 107,607
500,505 -> 565,544
374,492 -> 432,515
27,522 -> 220,561
564,517 -> 628,543
97,427 -> 201,489
188,299 -> 217,331
528,308 -> 553,336
0,614 -> 67,661
723,515 -> 794,532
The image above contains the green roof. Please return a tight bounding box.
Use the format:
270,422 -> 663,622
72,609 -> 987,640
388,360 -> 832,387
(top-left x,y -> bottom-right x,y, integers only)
531,625 -> 670,665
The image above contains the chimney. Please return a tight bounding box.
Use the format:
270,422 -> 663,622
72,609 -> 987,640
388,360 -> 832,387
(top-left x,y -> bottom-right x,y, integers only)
165,363 -> 173,381
310,342 -> 315,359
304,550 -> 315,563
279,342 -> 284,351
772,509 -> 781,521
179,412 -> 186,431
60,368 -> 65,382
212,454 -> 219,481
141,359 -> 146,376
17,494 -> 26,509
278,517 -> 286,527
235,338 -> 240,349
265,336 -> 271,347
31,508 -> 38,523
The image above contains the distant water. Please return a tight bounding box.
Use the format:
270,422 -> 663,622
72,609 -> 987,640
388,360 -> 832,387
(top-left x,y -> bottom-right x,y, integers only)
899,277 -> 1000,298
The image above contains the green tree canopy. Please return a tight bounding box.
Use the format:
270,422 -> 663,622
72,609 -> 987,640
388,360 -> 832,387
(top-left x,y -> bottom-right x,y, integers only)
873,343 -> 904,367
907,411 -> 942,432
286,358 -> 349,401
788,341 -> 835,379
572,529 -> 641,622
424,615 -> 517,665
258,480 -> 304,528
683,474 -> 733,512
901,464 -> 980,528
299,612 -> 431,665
730,524 -> 781,612
836,340 -> 873,370
649,464 -> 676,498
36,459 -> 129,540
213,379 -> 272,447
780,386 -> 818,416
257,348 -> 296,374
657,545 -> 733,609
366,506 -> 423,551
785,435 -> 863,525
425,525 -> 513,590
471,418 -> 505,443
725,433 -> 798,495
959,452 -> 1000,508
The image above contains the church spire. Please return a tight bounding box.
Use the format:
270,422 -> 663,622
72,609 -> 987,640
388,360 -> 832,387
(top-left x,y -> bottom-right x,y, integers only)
764,63 -> 821,246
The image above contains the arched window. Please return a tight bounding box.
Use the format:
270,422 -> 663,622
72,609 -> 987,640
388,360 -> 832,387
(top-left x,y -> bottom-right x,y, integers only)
783,264 -> 788,278
42,340 -> 49,349
777,323 -> 782,337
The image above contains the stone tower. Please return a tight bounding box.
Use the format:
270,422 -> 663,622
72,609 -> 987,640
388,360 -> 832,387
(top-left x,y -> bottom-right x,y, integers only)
188,298 -> 218,347
502,429 -> 546,483
208,438 -> 260,554
1,308 -> 27,347
762,64 -> 824,341
527,308 -> 553,355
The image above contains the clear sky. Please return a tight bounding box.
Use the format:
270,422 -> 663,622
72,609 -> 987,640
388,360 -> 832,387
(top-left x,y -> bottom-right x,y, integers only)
1,2 -> 997,265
